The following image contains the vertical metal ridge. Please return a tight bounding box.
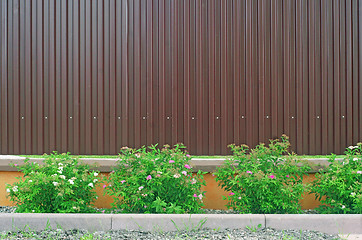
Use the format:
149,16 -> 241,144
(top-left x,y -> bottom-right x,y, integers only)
85,0 -> 92,154
67,0 -> 74,154
158,0 -> 165,147
13,0 -> 20,154
73,0 -> 80,154
352,0 -> 359,145
0,0 -> 8,153
103,0 -> 110,153
43,0 -> 49,154
346,0 -> 353,147
258,0 -> 265,143
326,0 -> 334,153
121,0 -> 128,148
289,0 -> 297,153
25,0 -> 32,154
208,0 -> 215,154
195,0 -> 202,154
220,0 -> 227,154
60,0 -> 67,153
171,0 -> 178,146
183,0 -> 190,150
309,0 -> 316,154
301,0 -> 309,153
264,0 -> 271,142
79,0 -> 85,154
109,0 -> 116,153
283,0 -> 291,143
97,0 -> 104,153
245,0 -> 252,149
146,0 -> 153,146
333,0 -> 341,153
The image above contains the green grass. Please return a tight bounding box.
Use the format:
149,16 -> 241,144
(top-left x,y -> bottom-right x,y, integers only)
17,154 -> 345,159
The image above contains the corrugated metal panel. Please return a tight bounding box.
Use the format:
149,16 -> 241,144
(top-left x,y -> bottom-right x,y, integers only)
0,0 -> 362,155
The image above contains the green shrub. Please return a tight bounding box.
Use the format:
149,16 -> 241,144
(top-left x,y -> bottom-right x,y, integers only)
105,144 -> 205,213
6,152 -> 100,213
215,135 -> 311,214
311,144 -> 362,213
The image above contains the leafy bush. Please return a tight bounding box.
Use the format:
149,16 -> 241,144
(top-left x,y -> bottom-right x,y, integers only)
215,135 -> 311,214
6,152 -> 100,213
105,144 -> 205,213
311,144 -> 362,213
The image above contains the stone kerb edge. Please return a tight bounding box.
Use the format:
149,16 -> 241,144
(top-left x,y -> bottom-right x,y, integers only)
0,214 -> 361,234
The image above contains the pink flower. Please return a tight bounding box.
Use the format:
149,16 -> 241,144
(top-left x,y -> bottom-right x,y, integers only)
156,174 -> 161,177
182,171 -> 187,176
169,160 -> 175,163
357,171 -> 362,174
184,164 -> 191,169
102,210 -> 105,213
269,175 -> 276,179
193,194 -> 198,198
286,175 -> 290,178
146,175 -> 152,180
229,192 -> 235,196
102,184 -> 107,189
14,164 -> 18,166
186,154 -> 191,157
121,180 -> 126,184
246,171 -> 253,174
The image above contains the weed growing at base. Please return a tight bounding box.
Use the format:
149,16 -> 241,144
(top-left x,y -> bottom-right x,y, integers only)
105,144 -> 206,213
312,144 -> 362,214
6,152 -> 100,213
215,135 -> 311,214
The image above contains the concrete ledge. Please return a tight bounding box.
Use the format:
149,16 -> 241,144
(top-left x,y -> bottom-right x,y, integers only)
0,155 -> 340,173
0,213 -> 361,234
0,213 -> 112,231
265,214 -> 362,235
112,214 -> 265,231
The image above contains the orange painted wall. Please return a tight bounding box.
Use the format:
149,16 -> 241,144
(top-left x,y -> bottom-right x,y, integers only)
0,171 -> 320,210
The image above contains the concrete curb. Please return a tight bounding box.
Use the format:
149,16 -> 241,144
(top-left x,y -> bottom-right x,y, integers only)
0,213 -> 361,235
0,213 -> 112,232
111,214 -> 265,231
265,214 -> 362,235
0,155 -> 339,173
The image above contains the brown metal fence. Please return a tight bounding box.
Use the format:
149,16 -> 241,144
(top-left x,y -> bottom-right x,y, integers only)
0,0 -> 361,155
